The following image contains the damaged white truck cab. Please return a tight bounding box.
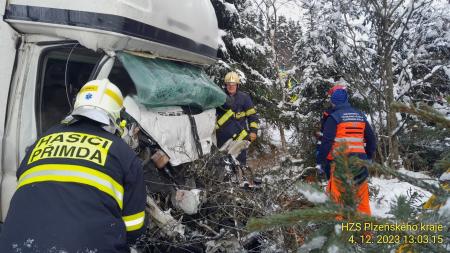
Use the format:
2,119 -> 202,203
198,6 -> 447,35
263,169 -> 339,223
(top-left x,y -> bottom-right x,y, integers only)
0,0 -> 221,221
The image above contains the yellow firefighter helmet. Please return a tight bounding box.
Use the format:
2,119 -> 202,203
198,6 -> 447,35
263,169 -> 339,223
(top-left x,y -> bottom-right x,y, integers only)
224,71 -> 240,84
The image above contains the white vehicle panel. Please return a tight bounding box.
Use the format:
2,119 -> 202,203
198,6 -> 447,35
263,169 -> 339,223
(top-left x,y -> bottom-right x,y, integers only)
0,20 -> 19,220
3,0 -> 219,64
124,97 -> 216,166
1,41 -> 41,220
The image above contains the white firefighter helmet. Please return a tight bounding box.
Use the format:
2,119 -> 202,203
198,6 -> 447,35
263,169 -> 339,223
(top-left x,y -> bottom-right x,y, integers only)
71,79 -> 124,128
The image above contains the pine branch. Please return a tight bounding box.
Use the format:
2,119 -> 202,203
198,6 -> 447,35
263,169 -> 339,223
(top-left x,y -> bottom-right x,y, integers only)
391,102 -> 450,129
434,157 -> 450,173
246,207 -> 338,231
362,160 -> 445,196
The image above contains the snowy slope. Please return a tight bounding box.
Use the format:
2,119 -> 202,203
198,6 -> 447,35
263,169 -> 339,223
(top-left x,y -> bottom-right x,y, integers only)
369,170 -> 436,218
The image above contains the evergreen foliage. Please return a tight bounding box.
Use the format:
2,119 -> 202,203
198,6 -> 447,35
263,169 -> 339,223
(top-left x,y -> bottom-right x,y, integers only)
207,2 -> 450,250
209,0 -> 450,170
246,103 -> 450,252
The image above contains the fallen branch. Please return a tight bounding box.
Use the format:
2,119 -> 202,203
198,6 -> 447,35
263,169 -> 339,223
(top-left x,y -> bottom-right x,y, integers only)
146,196 -> 185,238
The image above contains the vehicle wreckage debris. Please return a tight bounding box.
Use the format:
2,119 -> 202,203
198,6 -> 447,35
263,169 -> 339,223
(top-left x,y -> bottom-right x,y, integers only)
136,149 -> 316,253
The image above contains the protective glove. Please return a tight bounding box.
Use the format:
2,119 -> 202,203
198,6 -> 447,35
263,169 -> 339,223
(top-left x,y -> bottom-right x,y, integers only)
249,132 -> 257,142
315,164 -> 324,175
314,130 -> 322,140
315,164 -> 327,183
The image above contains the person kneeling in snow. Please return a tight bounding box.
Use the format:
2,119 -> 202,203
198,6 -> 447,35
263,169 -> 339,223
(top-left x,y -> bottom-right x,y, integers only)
316,86 -> 377,216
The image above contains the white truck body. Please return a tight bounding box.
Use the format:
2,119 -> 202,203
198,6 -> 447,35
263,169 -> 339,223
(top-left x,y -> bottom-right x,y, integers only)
4,0 -> 218,64
0,0 -> 219,221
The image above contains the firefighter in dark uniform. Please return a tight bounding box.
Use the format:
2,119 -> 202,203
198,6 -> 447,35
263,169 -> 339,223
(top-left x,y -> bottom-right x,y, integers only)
0,79 -> 146,252
216,71 -> 259,166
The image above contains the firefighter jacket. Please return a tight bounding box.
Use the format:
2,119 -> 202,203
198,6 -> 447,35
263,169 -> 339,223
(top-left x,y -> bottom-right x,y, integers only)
216,91 -> 259,147
316,102 -> 376,165
0,120 -> 146,253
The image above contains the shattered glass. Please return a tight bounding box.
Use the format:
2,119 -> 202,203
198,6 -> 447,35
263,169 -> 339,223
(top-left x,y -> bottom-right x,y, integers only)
117,52 -> 226,110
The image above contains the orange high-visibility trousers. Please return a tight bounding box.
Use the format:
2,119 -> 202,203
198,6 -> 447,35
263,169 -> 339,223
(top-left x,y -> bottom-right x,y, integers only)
327,167 -> 371,217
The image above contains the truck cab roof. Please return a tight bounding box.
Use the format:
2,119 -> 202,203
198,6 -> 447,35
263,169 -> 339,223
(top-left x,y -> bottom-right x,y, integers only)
2,0 -> 218,65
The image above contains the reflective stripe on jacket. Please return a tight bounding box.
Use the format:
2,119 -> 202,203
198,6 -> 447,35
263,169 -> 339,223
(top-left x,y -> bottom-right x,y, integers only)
327,121 -> 367,160
0,120 -> 146,252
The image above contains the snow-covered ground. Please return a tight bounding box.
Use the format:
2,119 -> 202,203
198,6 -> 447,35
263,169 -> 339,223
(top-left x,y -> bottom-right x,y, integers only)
266,123 -> 296,146
369,169 -> 436,218
260,154 -> 437,218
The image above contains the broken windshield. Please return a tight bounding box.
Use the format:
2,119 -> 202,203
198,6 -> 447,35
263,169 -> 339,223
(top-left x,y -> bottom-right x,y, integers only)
117,52 -> 226,110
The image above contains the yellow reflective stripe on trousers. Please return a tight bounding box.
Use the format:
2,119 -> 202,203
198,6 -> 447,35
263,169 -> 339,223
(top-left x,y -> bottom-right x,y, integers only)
249,122 -> 259,129
18,164 -> 124,209
235,129 -> 248,140
217,109 -> 234,126
123,211 -> 145,231
246,108 -> 256,116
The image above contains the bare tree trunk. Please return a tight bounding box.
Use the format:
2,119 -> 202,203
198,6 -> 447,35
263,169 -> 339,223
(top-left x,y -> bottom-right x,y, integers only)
278,122 -> 287,151
267,1 -> 286,151
379,1 -> 400,167
376,95 -> 386,165
384,54 -> 400,167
